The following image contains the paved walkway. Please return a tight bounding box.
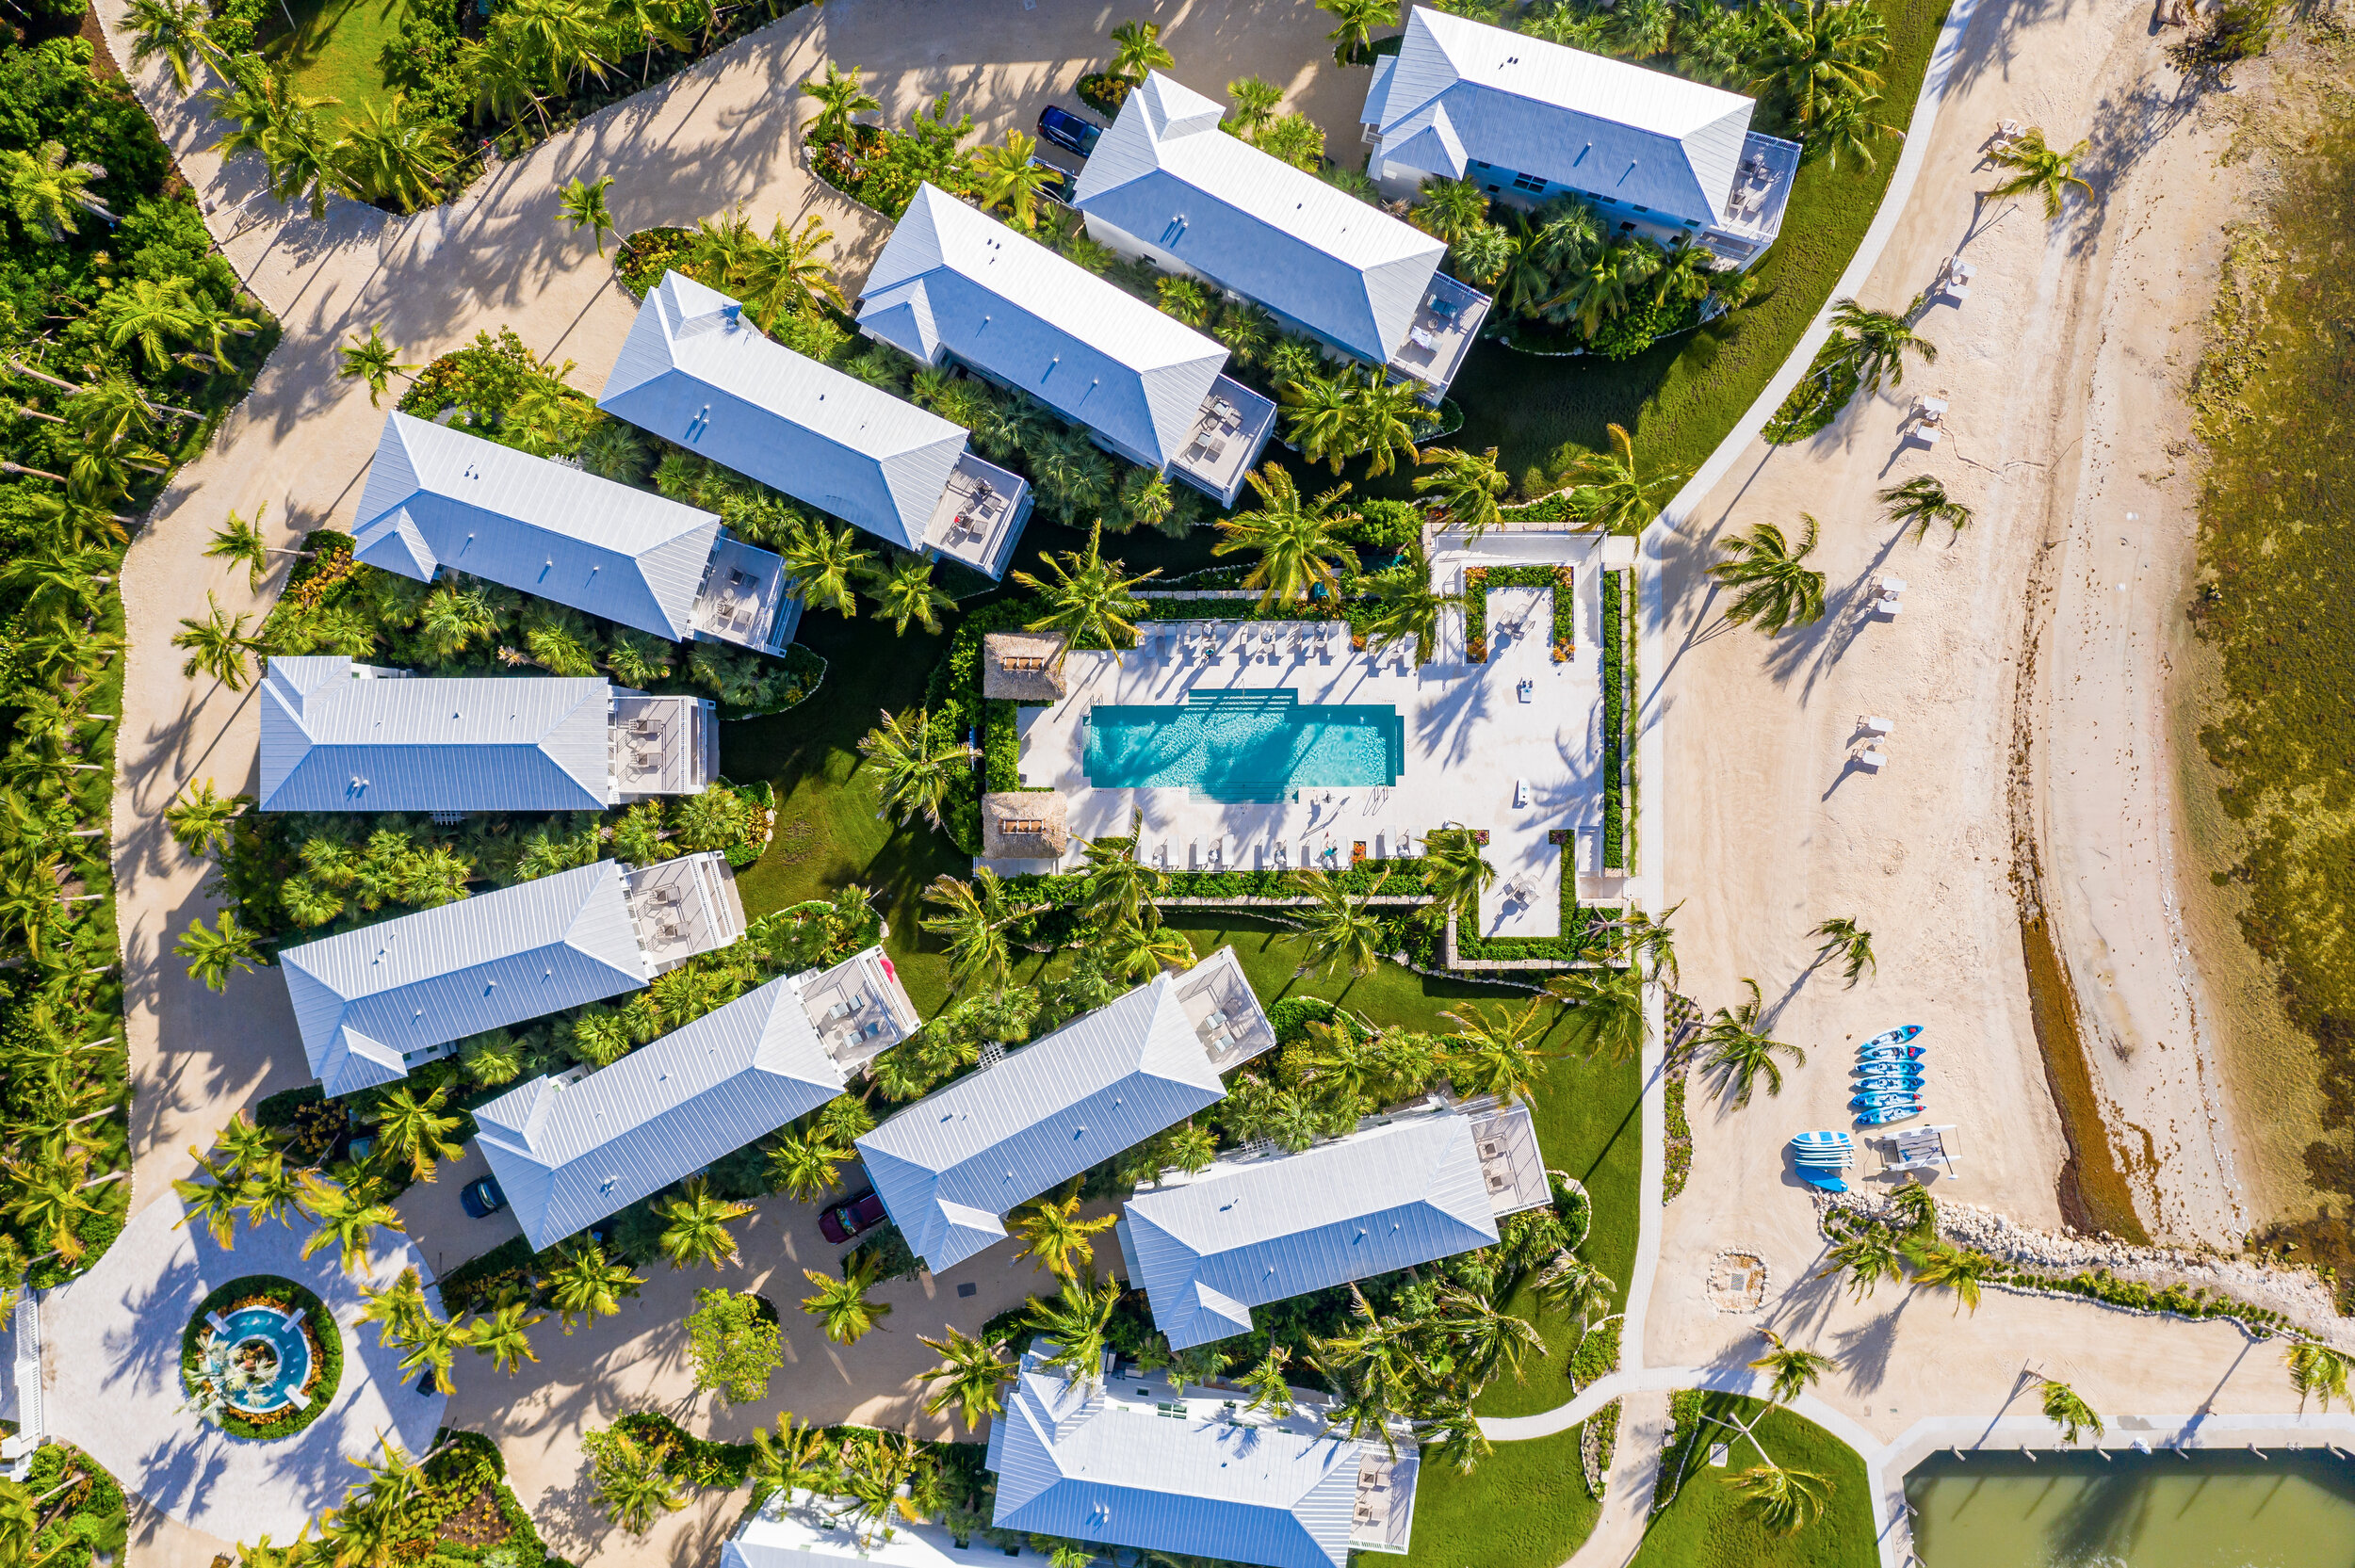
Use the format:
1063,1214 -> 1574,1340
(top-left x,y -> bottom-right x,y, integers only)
41,1189 -> 447,1544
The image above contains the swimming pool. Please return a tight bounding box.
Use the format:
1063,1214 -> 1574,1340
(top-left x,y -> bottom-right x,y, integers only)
1084,690 -> 1405,802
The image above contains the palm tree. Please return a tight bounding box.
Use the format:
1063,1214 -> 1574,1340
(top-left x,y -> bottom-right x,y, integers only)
173,592 -> 258,689
1755,0 -> 1886,124
1816,1224 -> 1907,1301
1984,128 -> 2094,219
801,1254 -> 891,1344
1414,445 -> 1507,541
1749,1329 -> 1836,1405
1012,524 -> 1160,651
1226,75 -> 1284,136
1435,1285 -> 1544,1385
334,99 -> 454,214
918,868 -> 1035,990
868,552 -> 955,636
1099,919 -> 1195,983
465,31 -> 549,134
918,1329 -> 1014,1431
1814,90 -> 1904,171
781,516 -> 872,618
296,1170 -> 406,1277
356,1266 -> 432,1344
1827,298 -> 1938,396
1319,0 -> 1397,64
1727,1462 -> 1832,1534
1534,1253 -> 1615,1323
416,584 -> 502,660
1413,177 -> 1492,245
1280,373 -> 1358,469
173,910 -> 261,992
1441,997 -> 1558,1104
859,708 -> 976,832
972,131 -> 1056,231
1011,1187 -> 1120,1280
1362,542 -> 1458,662
1,142 -> 118,245
1698,979 -> 1804,1106
1239,1347 -> 1297,1415
1709,517 -> 1827,634
1,547 -> 110,631
1419,832 -> 1495,931
658,1178 -> 753,1271
1215,466 -> 1356,611
1291,868 -> 1388,979
469,1297 -> 544,1374
1080,833 -> 1166,931
559,173 -> 617,255
545,1242 -> 645,1334
2031,1373 -> 2103,1443
1904,1240 -> 1995,1315
1877,474 -> 1972,542
125,0 -> 221,89
743,212 -> 848,329
369,1085 -> 463,1181
205,505 -> 276,590
587,1426 -> 686,1535
390,1305 -> 473,1393
1348,372 -> 1427,479
171,1152 -> 247,1247
336,326 -> 415,410
1025,1271 -> 1123,1385
94,275 -> 202,374
800,59 -> 879,147
2285,1340 -> 2351,1412
1809,916 -> 1875,987
1543,242 -> 1652,335
1108,18 -> 1175,84
1563,421 -> 1684,534
1545,964 -> 1649,1063
766,1126 -> 853,1203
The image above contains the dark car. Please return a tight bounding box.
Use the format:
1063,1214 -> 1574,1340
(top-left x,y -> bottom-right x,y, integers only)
460,1174 -> 508,1219
820,1188 -> 888,1244
1037,105 -> 1102,158
1030,156 -> 1079,206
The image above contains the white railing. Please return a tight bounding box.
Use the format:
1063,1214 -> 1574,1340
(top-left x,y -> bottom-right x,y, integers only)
3,1290 -> 44,1478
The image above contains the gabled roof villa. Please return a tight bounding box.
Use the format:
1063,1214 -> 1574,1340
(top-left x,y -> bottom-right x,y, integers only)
853,946 -> 1275,1273
1116,1098 -> 1551,1350
353,411 -> 803,655
1074,72 -> 1488,398
257,655 -> 715,813
984,1346 -> 1421,1567
598,271 -> 1036,580
280,854 -> 746,1097
1362,5 -> 1799,269
855,185 -> 1275,508
476,946 -> 919,1248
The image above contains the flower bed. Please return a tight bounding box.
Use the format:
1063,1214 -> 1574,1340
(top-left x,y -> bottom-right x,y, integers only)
179,1275 -> 342,1440
615,226 -> 698,300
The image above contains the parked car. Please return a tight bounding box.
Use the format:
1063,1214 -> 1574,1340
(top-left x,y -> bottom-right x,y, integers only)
460,1175 -> 508,1218
820,1188 -> 888,1244
1030,155 -> 1079,206
1037,105 -> 1102,158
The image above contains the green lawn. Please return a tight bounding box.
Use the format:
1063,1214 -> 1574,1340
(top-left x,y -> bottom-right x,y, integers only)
1450,0 -> 1957,490
262,0 -> 412,130
1399,1424 -> 1599,1568
1632,1395 -> 1879,1568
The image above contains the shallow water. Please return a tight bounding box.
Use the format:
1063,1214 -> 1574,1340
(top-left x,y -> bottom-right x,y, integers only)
1908,1451 -> 2355,1568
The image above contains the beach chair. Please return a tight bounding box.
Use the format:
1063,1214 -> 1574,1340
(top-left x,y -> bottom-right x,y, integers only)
1189,838 -> 1202,869
1861,716 -> 1893,736
1873,596 -> 1905,618
1859,749 -> 1889,772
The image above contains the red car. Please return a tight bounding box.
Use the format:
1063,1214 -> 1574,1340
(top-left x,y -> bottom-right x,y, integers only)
820,1188 -> 888,1244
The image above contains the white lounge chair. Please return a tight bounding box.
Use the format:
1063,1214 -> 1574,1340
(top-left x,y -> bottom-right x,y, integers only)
1859,749 -> 1889,771
1513,779 -> 1531,808
1874,596 -> 1904,617
1861,716 -> 1894,736
1189,838 -> 1202,869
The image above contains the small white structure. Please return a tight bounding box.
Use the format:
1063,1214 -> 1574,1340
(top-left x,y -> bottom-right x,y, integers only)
723,1489 -> 967,1568
1362,6 -> 1800,269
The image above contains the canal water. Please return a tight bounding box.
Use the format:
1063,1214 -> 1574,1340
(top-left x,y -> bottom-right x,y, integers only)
1908,1450 -> 2355,1567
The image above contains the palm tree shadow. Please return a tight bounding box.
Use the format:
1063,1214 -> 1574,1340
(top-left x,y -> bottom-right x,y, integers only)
1831,1298 -> 1910,1396
1762,966 -> 1817,1030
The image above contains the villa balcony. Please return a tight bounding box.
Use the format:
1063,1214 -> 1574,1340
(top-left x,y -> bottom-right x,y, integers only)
609,694 -> 713,800
691,534 -> 802,655
1699,132 -> 1802,269
921,453 -> 1033,580
796,945 -> 923,1073
1174,946 -> 1277,1069
1167,375 -> 1277,508
1387,273 -> 1490,401
624,850 -> 745,974
1352,1448 -> 1422,1556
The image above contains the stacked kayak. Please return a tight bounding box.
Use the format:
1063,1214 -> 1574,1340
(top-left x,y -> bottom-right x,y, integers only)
1791,1130 -> 1856,1191
1852,1025 -> 1926,1125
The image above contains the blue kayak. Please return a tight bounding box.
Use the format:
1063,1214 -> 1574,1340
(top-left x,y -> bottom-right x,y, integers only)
1860,1025 -> 1926,1050
1850,1091 -> 1925,1111
1856,1104 -> 1925,1127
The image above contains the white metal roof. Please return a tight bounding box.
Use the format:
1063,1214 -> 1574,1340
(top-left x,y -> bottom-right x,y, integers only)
598,271 -> 971,553
1118,1106 -> 1503,1350
853,959 -> 1237,1273
474,974 -> 846,1248
279,862 -> 649,1096
352,412 -> 722,640
984,1350 -> 1368,1568
723,1490 -> 969,1568
1366,6 -> 1755,226
1073,73 -> 1445,364
857,185 -> 1229,469
257,656 -> 613,813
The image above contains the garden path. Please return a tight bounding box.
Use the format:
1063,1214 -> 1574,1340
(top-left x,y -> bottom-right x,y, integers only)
41,1187 -> 447,1545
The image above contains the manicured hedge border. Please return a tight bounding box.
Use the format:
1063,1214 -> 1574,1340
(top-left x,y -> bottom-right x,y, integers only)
179,1275 -> 343,1440
1464,565 -> 1576,663
1600,569 -> 1628,869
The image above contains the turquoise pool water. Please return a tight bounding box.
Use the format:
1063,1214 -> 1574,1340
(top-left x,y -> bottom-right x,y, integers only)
1085,690 -> 1405,802
216,1304 -> 313,1413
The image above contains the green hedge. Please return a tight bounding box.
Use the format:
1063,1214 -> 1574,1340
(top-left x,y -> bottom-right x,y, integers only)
924,599 -> 1040,853
179,1275 -> 343,1440
983,699 -> 1020,791
21,1442 -> 126,1568
1601,569 -> 1628,869
1003,859 -> 1422,903
1464,565 -> 1575,662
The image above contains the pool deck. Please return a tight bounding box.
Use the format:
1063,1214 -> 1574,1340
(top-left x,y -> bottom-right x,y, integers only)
1007,533 -> 1614,939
